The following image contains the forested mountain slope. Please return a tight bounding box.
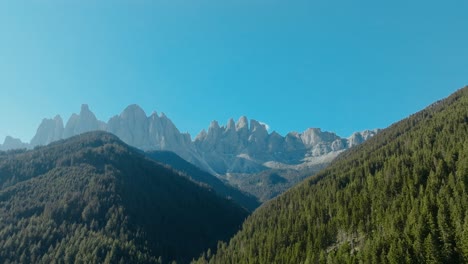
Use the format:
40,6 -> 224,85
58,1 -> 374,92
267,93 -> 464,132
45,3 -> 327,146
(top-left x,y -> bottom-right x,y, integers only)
0,132 -> 248,264
195,86 -> 468,263
146,151 -> 260,211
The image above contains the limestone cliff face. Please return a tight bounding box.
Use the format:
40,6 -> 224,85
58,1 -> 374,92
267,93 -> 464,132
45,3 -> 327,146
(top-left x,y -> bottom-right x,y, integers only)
107,104 -> 150,148
193,117 -> 379,175
63,104 -> 106,138
3,104 -> 378,180
30,115 -> 64,146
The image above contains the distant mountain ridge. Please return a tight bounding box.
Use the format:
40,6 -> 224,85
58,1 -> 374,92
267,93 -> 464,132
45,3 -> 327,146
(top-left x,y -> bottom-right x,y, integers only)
0,104 -> 379,200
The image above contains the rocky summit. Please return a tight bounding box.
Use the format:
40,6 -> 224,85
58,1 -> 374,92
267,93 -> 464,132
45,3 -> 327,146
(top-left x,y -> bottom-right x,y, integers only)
0,104 -> 378,200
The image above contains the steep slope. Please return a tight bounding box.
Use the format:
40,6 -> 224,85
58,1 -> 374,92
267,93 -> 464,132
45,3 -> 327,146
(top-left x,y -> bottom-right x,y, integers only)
196,86 -> 468,263
225,165 -> 328,202
0,132 -> 248,263
146,151 -> 260,211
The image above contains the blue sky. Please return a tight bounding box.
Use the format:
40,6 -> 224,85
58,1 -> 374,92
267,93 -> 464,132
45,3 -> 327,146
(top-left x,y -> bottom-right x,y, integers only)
0,0 -> 467,142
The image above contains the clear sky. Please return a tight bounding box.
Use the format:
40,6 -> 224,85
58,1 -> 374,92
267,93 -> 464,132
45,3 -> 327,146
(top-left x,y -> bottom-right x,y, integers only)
0,0 -> 467,142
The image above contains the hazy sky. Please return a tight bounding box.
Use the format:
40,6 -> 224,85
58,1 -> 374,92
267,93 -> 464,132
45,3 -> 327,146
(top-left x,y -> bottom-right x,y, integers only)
0,0 -> 467,142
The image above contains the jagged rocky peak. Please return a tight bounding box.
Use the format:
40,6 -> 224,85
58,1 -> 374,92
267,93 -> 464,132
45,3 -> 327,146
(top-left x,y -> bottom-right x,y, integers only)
269,131 -> 283,139
360,129 -> 381,140
81,103 -> 89,112
148,111 -> 160,126
79,104 -> 99,121
148,111 -> 175,131
195,129 -> 208,141
236,116 -> 249,131
205,121 -> 222,141
284,131 -> 305,148
349,131 -> 364,145
180,132 -> 192,143
209,120 -> 220,130
31,115 -> 64,146
285,131 -> 300,139
158,112 -> 180,133
158,112 -> 180,130
64,104 -> 103,138
119,104 -> 149,129
121,104 -> 147,120
250,119 -> 267,133
301,128 -> 340,146
107,104 -> 150,147
1,136 -> 28,150
347,129 -> 379,147
199,116 -> 270,140
267,131 -> 285,152
53,115 -> 62,122
226,118 -> 236,131
3,136 -> 18,145
249,119 -> 268,145
331,138 -> 348,151
147,111 -> 162,144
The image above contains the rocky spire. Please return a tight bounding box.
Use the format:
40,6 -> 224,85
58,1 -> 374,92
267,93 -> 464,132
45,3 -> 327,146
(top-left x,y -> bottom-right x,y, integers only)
107,104 -> 149,147
236,116 -> 249,131
300,128 -> 339,146
63,104 -> 103,138
30,115 -> 64,146
226,118 -> 236,131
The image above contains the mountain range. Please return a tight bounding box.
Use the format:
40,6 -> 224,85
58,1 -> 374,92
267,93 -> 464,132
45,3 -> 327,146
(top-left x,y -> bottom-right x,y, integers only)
1,86 -> 466,264
195,87 -> 468,263
0,104 -> 378,201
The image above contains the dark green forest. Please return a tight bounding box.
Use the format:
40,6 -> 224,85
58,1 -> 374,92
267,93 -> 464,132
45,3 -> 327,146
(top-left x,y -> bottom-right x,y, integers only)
226,165 -> 327,203
195,86 -> 468,263
146,150 -> 260,211
0,132 -> 248,264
